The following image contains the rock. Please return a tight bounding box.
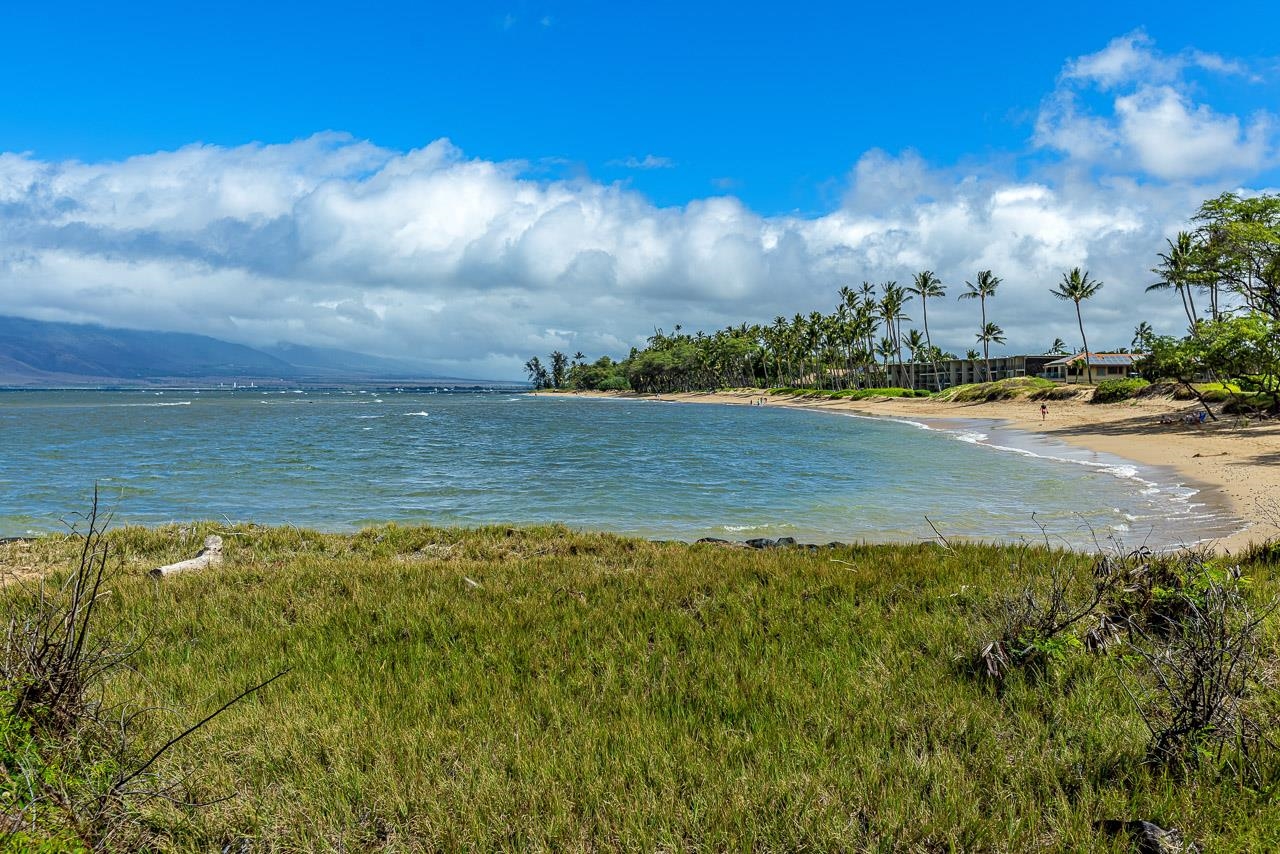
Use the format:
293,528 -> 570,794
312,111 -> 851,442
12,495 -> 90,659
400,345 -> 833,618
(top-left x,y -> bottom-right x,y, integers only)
744,538 -> 776,549
774,536 -> 797,547
824,541 -> 848,550
695,537 -> 732,545
1094,819 -> 1190,854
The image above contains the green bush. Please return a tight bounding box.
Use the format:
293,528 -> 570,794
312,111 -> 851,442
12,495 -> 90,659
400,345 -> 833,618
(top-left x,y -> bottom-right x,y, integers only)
1091,378 -> 1150,403
596,376 -> 631,391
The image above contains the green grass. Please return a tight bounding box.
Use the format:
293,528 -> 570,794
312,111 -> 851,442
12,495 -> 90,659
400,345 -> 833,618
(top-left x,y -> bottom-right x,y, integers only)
4,525 -> 1280,850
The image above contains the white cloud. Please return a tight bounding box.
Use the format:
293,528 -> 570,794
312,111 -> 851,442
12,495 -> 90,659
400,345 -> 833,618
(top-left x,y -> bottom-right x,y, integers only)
1,34 -> 1277,380
1038,32 -> 1277,182
1115,86 -> 1273,179
610,154 -> 676,170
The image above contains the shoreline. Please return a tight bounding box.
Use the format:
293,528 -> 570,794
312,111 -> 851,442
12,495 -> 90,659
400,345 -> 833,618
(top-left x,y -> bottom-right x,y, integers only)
547,388 -> 1280,554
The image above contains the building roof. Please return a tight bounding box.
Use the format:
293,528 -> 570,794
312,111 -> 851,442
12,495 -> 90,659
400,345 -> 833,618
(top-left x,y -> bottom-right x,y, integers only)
1044,352 -> 1142,368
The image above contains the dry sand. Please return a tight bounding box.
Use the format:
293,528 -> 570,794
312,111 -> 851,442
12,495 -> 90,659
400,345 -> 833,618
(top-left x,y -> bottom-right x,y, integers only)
554,389 -> 1280,554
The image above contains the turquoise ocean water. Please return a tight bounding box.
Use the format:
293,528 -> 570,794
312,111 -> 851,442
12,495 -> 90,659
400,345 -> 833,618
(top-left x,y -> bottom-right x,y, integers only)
0,389 -> 1238,548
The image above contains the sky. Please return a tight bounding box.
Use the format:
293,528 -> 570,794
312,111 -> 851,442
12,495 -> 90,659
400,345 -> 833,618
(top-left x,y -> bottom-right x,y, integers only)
2,1 -> 1279,379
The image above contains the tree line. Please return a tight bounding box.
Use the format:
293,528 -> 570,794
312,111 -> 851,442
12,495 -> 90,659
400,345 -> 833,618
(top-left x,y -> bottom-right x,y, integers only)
527,191 -> 1278,407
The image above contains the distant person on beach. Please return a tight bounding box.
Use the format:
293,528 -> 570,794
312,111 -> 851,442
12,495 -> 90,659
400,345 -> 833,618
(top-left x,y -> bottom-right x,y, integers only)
1040,403 -> 1048,421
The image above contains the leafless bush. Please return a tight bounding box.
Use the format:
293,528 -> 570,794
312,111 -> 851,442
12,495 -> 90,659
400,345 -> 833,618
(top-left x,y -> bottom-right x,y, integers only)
1117,564 -> 1275,780
0,489 -> 286,849
2,492 -> 125,735
974,551 -> 1111,682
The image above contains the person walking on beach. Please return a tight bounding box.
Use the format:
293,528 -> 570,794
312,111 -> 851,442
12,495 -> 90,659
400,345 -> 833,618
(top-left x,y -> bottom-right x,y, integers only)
1040,403 -> 1048,421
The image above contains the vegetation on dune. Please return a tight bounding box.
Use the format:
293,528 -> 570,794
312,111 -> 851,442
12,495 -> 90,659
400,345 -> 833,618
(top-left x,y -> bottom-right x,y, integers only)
933,376 -> 1077,403
1091,378 -> 1151,404
3,519 -> 1280,851
768,386 -> 931,399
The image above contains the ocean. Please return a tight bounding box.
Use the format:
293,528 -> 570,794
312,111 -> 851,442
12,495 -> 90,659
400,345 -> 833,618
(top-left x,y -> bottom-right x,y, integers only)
0,388 -> 1237,548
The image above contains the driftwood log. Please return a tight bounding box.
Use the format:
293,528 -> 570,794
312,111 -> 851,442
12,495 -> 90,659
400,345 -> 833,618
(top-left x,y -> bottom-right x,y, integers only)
150,535 -> 224,579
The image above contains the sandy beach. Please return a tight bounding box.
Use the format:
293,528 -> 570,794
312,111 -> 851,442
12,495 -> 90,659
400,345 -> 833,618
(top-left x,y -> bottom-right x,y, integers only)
554,389 -> 1280,554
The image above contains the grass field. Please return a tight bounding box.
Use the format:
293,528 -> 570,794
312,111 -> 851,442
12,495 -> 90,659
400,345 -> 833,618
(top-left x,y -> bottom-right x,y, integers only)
3,524 -> 1279,851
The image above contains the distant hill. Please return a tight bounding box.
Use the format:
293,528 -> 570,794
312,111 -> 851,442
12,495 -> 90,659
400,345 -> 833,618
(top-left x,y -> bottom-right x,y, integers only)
0,316 -> 501,386
260,342 -> 441,379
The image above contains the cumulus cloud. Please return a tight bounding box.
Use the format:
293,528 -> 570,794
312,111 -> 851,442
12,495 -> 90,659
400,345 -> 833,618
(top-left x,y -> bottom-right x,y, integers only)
1,35 -> 1277,379
1037,30 -> 1278,181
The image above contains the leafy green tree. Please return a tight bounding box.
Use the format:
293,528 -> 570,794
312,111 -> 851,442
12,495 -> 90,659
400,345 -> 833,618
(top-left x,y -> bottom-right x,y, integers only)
1192,192 -> 1280,320
1050,268 -> 1104,384
1049,338 -> 1068,355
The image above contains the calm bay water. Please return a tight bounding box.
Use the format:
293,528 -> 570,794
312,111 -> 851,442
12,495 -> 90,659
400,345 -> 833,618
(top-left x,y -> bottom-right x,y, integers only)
0,389 -> 1237,548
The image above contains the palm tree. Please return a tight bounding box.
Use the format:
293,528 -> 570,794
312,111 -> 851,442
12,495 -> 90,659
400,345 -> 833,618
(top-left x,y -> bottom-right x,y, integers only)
1049,338 -> 1068,355
1131,321 -> 1155,352
908,271 -> 946,390
879,282 -> 911,388
975,323 -> 1006,379
965,348 -> 981,361
1148,232 -> 1199,327
1050,268 -> 1104,384
958,270 -> 1002,380
904,328 -> 927,391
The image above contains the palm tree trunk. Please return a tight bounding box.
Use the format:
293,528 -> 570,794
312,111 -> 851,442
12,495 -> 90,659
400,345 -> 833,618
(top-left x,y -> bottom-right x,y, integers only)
1075,302 -> 1092,385
980,297 -> 989,381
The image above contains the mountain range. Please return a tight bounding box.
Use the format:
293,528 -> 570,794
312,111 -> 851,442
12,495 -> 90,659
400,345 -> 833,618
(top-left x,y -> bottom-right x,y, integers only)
0,316 -> 498,386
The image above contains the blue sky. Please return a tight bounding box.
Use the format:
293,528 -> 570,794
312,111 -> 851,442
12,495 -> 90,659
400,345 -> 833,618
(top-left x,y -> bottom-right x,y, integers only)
2,2 -> 1278,377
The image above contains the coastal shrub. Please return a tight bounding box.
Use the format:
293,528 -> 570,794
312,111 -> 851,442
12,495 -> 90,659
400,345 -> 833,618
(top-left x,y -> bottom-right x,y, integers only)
595,376 -> 630,391
1221,392 -> 1279,415
1091,378 -> 1150,403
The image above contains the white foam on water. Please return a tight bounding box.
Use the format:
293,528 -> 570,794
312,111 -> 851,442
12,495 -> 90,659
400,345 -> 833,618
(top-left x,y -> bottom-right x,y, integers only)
404,411 -> 430,417
355,415 -> 384,419
111,401 -> 192,407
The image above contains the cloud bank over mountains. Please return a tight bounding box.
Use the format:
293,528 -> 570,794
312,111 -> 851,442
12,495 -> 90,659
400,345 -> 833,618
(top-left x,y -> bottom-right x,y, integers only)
2,33 -> 1276,379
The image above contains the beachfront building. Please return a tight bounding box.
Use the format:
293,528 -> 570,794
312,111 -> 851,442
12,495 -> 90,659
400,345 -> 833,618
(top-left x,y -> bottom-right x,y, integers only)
1042,353 -> 1143,383
883,354 -> 1060,390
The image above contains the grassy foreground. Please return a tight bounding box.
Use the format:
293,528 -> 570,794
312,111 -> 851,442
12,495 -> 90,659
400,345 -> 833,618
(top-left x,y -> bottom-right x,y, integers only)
4,525 -> 1280,851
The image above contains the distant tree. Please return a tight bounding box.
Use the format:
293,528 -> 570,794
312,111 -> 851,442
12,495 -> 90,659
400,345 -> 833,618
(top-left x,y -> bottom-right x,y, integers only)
550,351 -> 568,389
1132,321 -> 1155,352
1051,268 -> 1104,384
905,328 -> 927,391
524,356 -> 550,389
908,271 -> 946,390
1049,338 -> 1069,355
1148,232 -> 1202,327
965,348 -> 981,361
959,270 -> 1001,380
976,322 -> 1006,381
